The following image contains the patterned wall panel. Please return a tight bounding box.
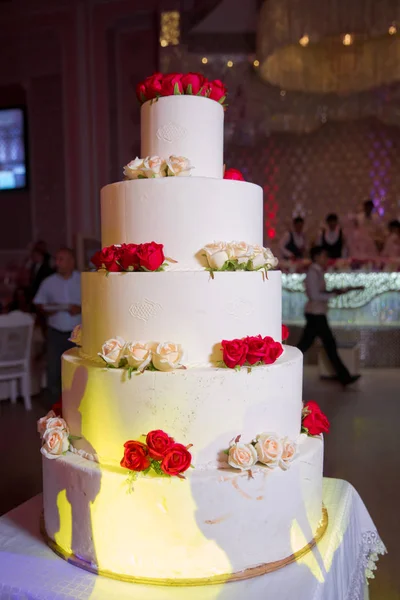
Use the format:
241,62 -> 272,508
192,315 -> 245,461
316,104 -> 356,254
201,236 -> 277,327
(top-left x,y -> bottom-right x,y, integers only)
225,118 -> 400,250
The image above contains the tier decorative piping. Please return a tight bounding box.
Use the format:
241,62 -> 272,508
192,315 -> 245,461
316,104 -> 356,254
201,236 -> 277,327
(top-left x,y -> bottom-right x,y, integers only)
129,299 -> 162,322
156,123 -> 187,143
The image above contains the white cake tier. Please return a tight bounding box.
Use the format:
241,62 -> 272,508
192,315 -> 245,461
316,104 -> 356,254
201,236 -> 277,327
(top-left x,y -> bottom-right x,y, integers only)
62,346 -> 301,467
101,177 -> 263,269
80,270 -> 282,365
42,435 -> 323,581
141,95 -> 224,178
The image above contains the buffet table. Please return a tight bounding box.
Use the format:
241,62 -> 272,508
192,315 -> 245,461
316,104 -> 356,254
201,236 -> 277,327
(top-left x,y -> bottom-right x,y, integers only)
282,272 -> 400,367
0,479 -> 386,600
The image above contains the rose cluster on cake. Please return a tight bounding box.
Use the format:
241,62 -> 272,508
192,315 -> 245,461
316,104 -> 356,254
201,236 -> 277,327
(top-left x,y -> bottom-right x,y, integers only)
91,242 -> 167,272
121,429 -> 193,479
224,168 -> 245,181
136,72 -> 227,106
203,241 -> 278,272
37,411 -> 80,460
123,155 -> 193,180
98,338 -> 185,375
226,433 -> 297,472
301,401 -> 330,436
221,335 -> 283,369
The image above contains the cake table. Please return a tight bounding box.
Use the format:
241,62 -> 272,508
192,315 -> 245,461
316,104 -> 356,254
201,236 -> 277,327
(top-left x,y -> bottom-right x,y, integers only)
0,479 -> 386,600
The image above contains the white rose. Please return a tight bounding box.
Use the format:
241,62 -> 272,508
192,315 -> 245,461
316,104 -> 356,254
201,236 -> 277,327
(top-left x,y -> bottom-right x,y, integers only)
152,342 -> 184,371
143,156 -> 167,178
263,247 -> 279,269
231,241 -> 253,265
123,157 -> 145,180
166,155 -> 193,177
228,442 -> 258,470
251,245 -> 278,269
124,341 -> 152,372
69,324 -> 82,346
254,432 -> 283,467
37,410 -> 56,438
46,417 -> 69,435
203,242 -> 229,269
98,337 -> 126,365
41,427 -> 70,460
279,438 -> 297,471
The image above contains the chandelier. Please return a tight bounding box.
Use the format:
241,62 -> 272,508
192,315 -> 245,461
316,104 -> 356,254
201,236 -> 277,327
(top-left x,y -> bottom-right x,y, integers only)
257,0 -> 400,94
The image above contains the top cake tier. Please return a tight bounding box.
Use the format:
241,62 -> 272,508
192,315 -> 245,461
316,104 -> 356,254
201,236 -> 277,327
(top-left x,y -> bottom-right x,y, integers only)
141,96 -> 224,179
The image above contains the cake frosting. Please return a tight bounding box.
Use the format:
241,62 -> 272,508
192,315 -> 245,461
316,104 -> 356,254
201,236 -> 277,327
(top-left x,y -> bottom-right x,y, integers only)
41,72 -> 325,584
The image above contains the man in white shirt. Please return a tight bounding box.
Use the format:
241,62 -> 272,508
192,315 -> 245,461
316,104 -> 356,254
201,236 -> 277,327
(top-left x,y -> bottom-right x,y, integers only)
34,248 -> 81,402
297,246 -> 360,386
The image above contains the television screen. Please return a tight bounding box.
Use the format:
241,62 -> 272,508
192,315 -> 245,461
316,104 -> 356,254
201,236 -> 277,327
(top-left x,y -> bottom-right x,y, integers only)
0,108 -> 28,191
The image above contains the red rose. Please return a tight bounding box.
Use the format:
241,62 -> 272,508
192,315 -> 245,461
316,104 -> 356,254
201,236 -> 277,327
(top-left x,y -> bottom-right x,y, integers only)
161,443 -> 192,476
120,440 -> 151,471
262,336 -> 283,364
224,168 -> 245,181
282,324 -> 289,341
302,401 -> 330,436
208,79 -> 227,102
91,246 -> 120,272
136,82 -> 147,103
136,73 -> 163,103
160,73 -> 183,96
146,430 -> 175,460
181,72 -> 206,95
137,242 -> 165,271
118,243 -> 139,271
222,338 -> 248,368
246,335 -> 269,365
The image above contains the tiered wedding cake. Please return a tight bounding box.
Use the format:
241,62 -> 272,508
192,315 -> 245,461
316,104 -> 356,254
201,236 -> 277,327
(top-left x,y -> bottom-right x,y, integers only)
40,73 -> 326,584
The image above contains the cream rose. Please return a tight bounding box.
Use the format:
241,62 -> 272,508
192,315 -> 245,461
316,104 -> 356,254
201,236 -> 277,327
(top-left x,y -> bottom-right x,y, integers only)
254,432 -> 283,467
98,337 -> 126,365
152,342 -> 184,371
41,427 -> 70,460
166,155 -> 193,177
37,410 -> 56,438
279,438 -> 297,471
203,242 -> 230,269
228,442 -> 258,470
143,155 -> 167,178
251,245 -> 278,269
124,341 -> 152,372
46,417 -> 69,434
69,324 -> 82,346
123,157 -> 145,179
230,241 -> 253,265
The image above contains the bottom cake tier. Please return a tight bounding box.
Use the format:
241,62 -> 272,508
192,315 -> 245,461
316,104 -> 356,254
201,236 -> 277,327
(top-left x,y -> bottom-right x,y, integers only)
42,435 -> 324,582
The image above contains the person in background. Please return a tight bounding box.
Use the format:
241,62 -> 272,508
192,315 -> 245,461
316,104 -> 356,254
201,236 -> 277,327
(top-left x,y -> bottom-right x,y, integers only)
317,213 -> 344,259
381,220 -> 400,258
29,245 -> 54,300
346,218 -> 377,259
356,199 -> 384,251
279,217 -> 307,259
297,246 -> 360,386
34,248 -> 81,402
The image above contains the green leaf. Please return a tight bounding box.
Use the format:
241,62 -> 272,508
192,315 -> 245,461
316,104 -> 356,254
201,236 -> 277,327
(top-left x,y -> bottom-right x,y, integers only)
147,362 -> 157,371
196,86 -> 204,96
186,84 -> 193,95
137,174 -> 146,179
173,82 -> 181,95
151,459 -> 168,477
140,92 -> 146,103
223,449 -> 229,455
68,435 -> 82,441
118,357 -> 128,368
234,365 -> 241,372
127,366 -> 135,379
218,96 -> 226,105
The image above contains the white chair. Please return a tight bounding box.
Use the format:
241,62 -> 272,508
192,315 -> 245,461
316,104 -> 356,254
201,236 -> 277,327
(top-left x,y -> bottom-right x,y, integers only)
0,311 -> 34,410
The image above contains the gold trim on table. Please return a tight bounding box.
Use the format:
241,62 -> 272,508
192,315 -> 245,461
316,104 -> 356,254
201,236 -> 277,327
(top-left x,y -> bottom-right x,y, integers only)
40,506 -> 328,587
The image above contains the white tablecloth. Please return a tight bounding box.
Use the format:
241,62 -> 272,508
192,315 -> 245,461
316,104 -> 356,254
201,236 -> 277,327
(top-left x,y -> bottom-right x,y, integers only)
0,478 -> 386,600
